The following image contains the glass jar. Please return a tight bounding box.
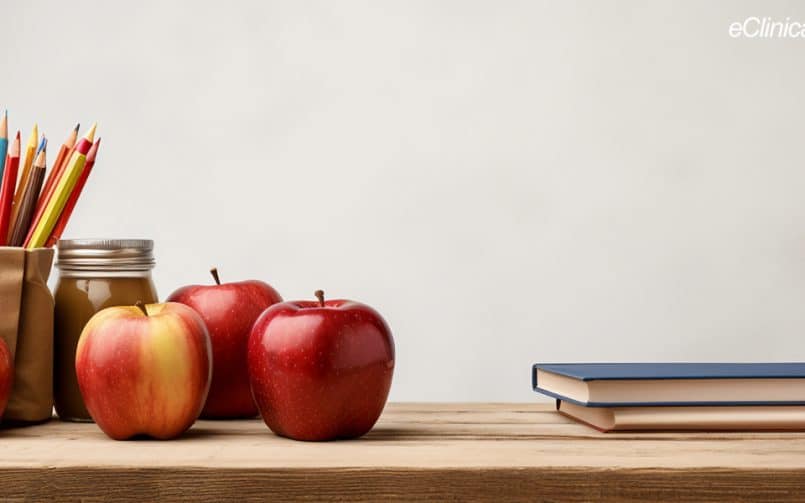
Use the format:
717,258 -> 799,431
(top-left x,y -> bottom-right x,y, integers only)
53,239 -> 158,421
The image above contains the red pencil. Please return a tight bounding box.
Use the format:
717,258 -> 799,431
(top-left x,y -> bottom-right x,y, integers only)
0,132 -> 21,245
45,138 -> 101,247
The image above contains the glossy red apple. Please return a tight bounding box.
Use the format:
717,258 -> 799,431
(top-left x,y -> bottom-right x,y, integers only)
75,302 -> 212,440
248,290 -> 395,441
0,337 -> 13,420
167,268 -> 282,418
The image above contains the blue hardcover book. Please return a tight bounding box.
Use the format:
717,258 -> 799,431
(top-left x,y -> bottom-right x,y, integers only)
532,363 -> 805,407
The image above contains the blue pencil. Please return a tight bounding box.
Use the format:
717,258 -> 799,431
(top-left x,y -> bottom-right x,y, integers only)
36,135 -> 47,155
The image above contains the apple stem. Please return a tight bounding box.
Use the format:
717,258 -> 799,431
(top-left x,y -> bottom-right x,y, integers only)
210,267 -> 221,285
135,301 -> 149,317
315,290 -> 325,307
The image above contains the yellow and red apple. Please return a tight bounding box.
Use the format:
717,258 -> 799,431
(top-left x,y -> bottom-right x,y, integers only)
75,302 -> 212,440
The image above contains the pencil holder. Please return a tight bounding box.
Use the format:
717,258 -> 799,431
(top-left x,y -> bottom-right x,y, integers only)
0,247 -> 54,424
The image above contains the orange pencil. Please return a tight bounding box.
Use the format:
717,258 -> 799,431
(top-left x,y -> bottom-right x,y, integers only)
37,123 -> 77,208
28,123 -> 78,245
0,132 -> 21,245
46,138 -> 101,247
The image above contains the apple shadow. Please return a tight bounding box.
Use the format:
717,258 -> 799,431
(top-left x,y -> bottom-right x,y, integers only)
119,428 -> 221,441
253,426 -> 425,443
197,415 -> 262,421
177,428 -> 220,440
353,426 -> 425,442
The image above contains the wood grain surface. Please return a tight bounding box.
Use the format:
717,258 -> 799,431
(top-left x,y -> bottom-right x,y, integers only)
2,403 -> 805,501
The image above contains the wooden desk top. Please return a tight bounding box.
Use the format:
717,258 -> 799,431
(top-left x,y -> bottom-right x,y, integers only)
3,403 -> 805,501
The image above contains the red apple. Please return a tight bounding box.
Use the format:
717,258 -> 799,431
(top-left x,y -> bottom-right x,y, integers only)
0,337 -> 12,420
248,290 -> 395,441
75,301 -> 212,440
167,268 -> 282,418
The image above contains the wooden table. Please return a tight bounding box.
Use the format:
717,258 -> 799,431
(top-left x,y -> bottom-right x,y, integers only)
3,403 -> 805,501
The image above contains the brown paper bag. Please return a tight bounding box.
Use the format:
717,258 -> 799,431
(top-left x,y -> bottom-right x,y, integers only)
0,247 -> 54,423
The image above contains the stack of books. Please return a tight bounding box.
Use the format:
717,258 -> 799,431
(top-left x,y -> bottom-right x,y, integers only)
532,363 -> 805,432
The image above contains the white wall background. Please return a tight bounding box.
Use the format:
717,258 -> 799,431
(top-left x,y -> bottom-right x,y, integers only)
3,0 -> 805,401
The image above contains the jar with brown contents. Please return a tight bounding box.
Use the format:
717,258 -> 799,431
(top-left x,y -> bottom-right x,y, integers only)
53,239 -> 158,421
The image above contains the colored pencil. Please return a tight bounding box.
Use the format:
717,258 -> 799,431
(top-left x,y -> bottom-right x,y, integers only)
45,137 -> 100,247
28,123 -> 78,247
25,123 -> 95,249
0,111 -> 7,182
37,136 -> 46,155
0,132 -> 21,245
10,143 -> 46,246
17,125 -> 38,194
9,124 -> 39,238
8,136 -> 47,242
36,123 -> 77,211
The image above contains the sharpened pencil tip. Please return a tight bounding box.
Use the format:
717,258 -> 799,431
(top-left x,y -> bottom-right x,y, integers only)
23,126 -> 38,152
74,122 -> 80,132
84,123 -> 97,142
34,146 -> 46,166
10,131 -> 20,155
87,137 -> 101,159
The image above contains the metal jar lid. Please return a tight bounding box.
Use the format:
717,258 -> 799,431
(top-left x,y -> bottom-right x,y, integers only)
56,239 -> 156,272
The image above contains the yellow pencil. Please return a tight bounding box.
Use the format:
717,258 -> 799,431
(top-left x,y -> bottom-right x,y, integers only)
10,124 -> 39,239
25,123 -> 96,249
